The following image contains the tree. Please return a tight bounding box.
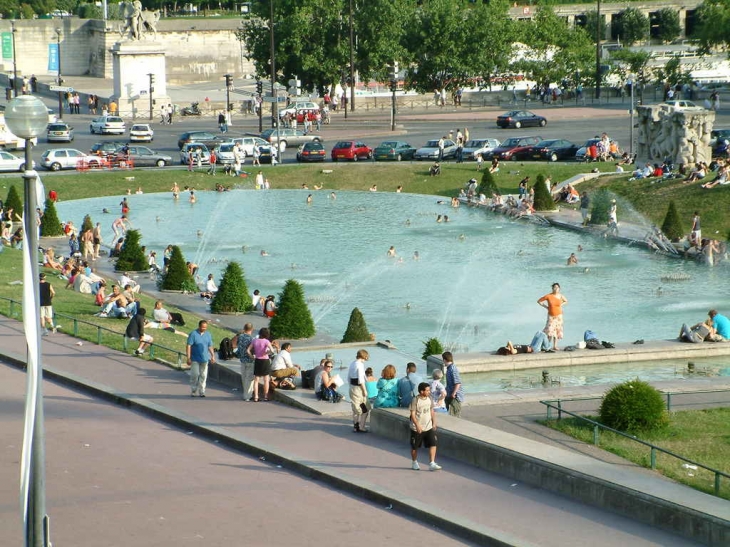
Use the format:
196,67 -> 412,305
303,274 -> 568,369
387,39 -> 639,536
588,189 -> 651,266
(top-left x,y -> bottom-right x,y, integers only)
210,261 -> 253,314
693,0 -> 730,54
532,174 -> 554,211
40,200 -> 63,237
477,168 -> 498,197
613,8 -> 649,45
609,49 -> 651,102
582,11 -> 608,43
422,337 -> 444,361
653,55 -> 692,89
653,8 -> 681,44
341,307 -> 371,343
589,189 -> 612,226
661,201 -> 685,241
115,229 -> 147,271
161,245 -> 197,292
4,184 -> 22,218
269,279 -> 315,339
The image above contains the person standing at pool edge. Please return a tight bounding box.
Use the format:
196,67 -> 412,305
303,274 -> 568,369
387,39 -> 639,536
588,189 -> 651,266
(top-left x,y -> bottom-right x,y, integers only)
348,349 -> 371,432
538,283 -> 568,351
442,351 -> 464,417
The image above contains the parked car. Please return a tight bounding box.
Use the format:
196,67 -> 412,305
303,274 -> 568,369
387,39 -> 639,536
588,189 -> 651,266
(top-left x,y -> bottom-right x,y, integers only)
129,123 -> 154,142
574,138 -> 602,162
46,122 -> 74,143
279,101 -> 319,117
373,141 -> 417,161
179,143 -> 211,165
487,136 -> 542,161
227,136 -> 272,157
260,128 -> 322,152
41,148 -> 101,171
496,110 -> 547,129
89,115 -> 126,135
177,131 -> 224,150
331,140 -> 373,161
90,142 -> 123,156
518,139 -> 580,162
0,150 -> 34,171
297,142 -> 327,162
414,138 -> 458,161
117,145 -> 171,167
462,138 -> 501,161
214,143 -> 237,164
710,128 -> 730,147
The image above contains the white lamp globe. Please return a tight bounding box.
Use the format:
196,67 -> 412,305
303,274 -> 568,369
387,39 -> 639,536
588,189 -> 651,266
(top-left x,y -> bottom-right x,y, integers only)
4,96 -> 48,139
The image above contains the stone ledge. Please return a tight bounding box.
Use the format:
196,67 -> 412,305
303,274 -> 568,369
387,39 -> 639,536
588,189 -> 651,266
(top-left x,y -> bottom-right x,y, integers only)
371,408 -> 730,546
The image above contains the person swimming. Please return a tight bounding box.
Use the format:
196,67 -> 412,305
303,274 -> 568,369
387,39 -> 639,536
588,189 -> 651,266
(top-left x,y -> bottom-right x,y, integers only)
387,246 -> 396,257
413,251 -> 420,260
260,249 -> 269,256
330,192 -> 336,200
306,194 -> 313,204
567,253 -> 578,265
436,215 -> 442,223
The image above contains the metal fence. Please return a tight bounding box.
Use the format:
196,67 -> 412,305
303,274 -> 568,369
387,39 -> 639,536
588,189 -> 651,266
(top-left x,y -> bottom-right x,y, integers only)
0,296 -> 186,368
540,391 -> 730,496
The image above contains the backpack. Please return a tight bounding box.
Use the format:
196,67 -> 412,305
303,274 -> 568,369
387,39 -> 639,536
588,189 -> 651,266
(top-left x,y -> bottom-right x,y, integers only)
585,338 -> 603,350
218,337 -> 234,360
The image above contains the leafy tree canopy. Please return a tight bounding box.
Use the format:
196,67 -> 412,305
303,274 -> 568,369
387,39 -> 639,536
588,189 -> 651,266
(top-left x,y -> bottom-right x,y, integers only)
693,0 -> 730,54
613,7 -> 649,46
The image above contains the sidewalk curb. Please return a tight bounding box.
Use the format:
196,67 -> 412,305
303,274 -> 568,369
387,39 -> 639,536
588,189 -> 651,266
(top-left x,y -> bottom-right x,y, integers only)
1,352 -> 533,547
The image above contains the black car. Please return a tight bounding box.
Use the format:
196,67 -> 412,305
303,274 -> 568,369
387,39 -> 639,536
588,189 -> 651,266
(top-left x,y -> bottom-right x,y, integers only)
496,110 -> 547,129
519,139 -> 580,162
177,131 -> 224,150
296,141 -> 326,162
90,142 -> 123,156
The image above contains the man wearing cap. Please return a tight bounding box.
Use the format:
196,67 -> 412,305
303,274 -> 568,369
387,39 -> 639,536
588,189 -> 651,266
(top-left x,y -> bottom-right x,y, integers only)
39,273 -> 56,336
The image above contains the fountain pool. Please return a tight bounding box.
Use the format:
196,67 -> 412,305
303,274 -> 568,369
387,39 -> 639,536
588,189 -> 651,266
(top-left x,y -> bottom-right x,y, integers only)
57,189 -> 729,357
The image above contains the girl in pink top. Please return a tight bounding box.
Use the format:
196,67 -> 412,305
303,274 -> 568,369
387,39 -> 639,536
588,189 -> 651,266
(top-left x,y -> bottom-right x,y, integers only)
246,328 -> 275,401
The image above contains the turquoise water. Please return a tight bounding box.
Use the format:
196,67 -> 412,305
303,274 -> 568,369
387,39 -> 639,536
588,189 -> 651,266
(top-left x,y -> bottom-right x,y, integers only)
57,189 -> 730,357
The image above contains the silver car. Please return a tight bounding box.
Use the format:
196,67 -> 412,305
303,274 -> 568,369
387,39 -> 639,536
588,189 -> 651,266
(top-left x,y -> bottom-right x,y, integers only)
180,143 -> 211,165
118,145 -> 171,167
414,139 -> 458,161
41,148 -> 101,171
462,138 -> 501,161
0,150 -> 34,171
90,116 -> 126,135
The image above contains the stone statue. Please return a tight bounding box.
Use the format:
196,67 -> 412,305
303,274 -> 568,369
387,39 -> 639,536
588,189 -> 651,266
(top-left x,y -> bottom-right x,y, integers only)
119,1 -> 161,41
636,105 -> 715,167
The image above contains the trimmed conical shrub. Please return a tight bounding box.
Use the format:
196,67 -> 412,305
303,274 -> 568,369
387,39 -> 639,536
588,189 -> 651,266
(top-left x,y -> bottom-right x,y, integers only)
661,201 -> 684,241
532,174 -> 555,211
269,279 -> 315,339
161,245 -> 197,291
4,184 -> 22,217
477,168 -> 498,196
210,261 -> 252,313
421,337 -> 444,361
40,199 -> 64,237
341,307 -> 371,343
115,229 -> 147,271
589,189 -> 612,225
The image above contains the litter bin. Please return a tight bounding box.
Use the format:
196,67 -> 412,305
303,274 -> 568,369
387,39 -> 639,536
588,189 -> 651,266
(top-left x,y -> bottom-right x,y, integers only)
5,88 -> 11,100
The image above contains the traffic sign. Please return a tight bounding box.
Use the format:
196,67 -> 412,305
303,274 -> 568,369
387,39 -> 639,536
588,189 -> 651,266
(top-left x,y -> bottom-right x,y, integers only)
49,85 -> 73,92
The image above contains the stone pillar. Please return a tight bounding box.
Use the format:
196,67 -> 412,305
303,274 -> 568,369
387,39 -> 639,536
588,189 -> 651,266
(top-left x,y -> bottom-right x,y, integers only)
111,41 -> 171,118
678,9 -> 687,38
636,105 -> 715,167
603,13 -> 613,41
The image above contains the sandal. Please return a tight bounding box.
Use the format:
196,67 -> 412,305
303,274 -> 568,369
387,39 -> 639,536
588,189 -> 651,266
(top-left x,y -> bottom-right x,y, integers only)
253,398 -> 259,402
263,397 -> 269,402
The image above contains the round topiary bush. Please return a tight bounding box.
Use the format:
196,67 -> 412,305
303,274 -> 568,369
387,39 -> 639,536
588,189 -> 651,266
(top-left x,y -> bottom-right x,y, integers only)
341,307 -> 371,343
421,337 -> 444,360
210,261 -> 252,313
599,379 -> 668,432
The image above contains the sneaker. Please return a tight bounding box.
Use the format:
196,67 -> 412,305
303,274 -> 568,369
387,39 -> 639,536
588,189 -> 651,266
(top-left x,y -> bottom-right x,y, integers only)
134,350 -> 141,355
199,393 -> 206,397
41,329 -> 49,337
52,326 -> 58,333
429,462 -> 442,471
191,391 -> 197,397
411,461 -> 421,471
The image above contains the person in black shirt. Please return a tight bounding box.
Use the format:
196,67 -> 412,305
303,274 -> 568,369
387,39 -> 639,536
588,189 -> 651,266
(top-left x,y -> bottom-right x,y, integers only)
125,307 -> 153,356
39,273 -> 56,336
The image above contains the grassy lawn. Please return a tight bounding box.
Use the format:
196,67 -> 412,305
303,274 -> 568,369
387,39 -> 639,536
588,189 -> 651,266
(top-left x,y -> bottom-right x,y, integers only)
0,247 -> 233,367
579,172 -> 730,241
2,161 -> 592,202
545,408 -> 730,500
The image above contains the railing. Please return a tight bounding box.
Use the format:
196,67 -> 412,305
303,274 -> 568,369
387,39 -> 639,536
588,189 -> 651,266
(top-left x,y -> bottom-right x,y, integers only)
540,392 -> 730,496
0,296 -> 186,368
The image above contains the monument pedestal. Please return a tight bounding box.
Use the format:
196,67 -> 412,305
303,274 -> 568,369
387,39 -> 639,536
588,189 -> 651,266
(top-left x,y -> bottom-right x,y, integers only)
636,105 -> 715,167
111,41 -> 171,119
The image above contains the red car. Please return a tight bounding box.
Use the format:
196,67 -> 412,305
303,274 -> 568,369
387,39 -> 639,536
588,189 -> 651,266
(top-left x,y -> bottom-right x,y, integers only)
331,140 -> 373,161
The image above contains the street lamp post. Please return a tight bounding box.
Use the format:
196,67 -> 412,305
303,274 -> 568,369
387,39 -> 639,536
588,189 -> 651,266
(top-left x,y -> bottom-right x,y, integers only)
5,95 -> 53,547
628,76 -> 635,158
269,0 -> 280,162
55,28 -> 63,120
595,0 -> 602,100
10,21 -> 18,97
349,0 -> 355,112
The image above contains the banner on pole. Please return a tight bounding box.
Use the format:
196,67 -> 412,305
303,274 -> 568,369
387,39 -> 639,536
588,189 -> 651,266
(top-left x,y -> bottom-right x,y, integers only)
1,33 -> 12,60
48,43 -> 59,72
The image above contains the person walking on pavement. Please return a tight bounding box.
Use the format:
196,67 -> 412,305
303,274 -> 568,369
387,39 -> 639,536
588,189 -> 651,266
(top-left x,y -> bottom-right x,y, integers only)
348,349 -> 371,432
187,320 -> 216,397
409,382 -> 442,471
39,273 -> 56,336
442,351 -> 464,417
237,323 -> 255,401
